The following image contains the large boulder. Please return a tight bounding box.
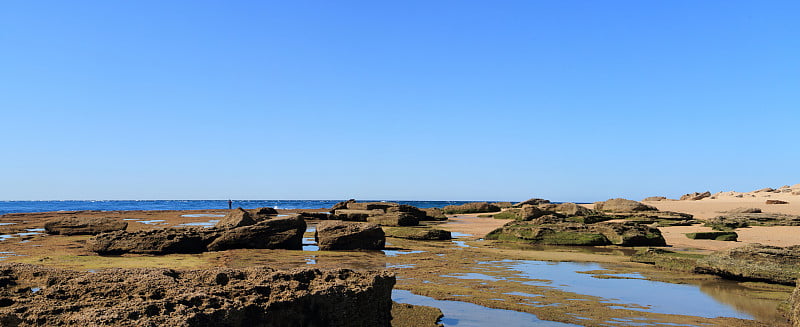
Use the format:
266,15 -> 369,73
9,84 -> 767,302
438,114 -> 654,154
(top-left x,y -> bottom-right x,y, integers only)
680,191 -> 711,201
215,207 -> 255,229
443,202 -> 500,214
701,244 -> 800,285
594,198 -> 657,212
87,228 -> 216,255
642,196 -> 668,201
383,227 -> 452,240
553,202 -> 593,216
366,212 -> 419,227
0,263 -> 395,326
591,222 -> 666,246
44,217 -> 128,235
316,221 -> 385,250
517,205 -> 551,221
207,215 -> 306,251
513,198 -> 551,207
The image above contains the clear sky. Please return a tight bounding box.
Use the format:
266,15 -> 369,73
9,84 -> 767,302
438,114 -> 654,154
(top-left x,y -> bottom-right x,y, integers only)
1,1 -> 798,202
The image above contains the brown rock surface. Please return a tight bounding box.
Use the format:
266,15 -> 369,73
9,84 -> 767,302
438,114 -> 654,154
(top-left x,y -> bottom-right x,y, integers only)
0,263 -> 395,327
594,198 -> 657,212
316,221 -> 385,250
701,243 -> 800,285
680,191 -> 712,201
767,200 -> 789,204
215,207 -> 255,229
207,215 -> 306,251
43,217 -> 128,235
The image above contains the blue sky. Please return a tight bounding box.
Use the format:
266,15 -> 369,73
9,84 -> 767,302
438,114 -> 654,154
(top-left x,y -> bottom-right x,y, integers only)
1,1 -> 798,201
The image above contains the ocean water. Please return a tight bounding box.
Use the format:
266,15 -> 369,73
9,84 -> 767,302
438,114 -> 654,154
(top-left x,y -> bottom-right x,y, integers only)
0,200 -> 488,216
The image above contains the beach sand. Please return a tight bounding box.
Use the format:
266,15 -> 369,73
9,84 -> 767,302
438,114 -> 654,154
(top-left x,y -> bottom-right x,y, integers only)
645,187 -> 800,252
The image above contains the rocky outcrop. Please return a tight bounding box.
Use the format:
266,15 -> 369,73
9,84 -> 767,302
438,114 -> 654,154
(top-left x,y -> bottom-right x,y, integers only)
548,202 -> 593,216
330,201 -> 436,224
492,202 -> 514,209
383,227 -> 452,240
766,200 -> 789,204
0,263 -> 395,326
330,199 -> 356,213
207,215 -> 306,251
43,217 -> 128,235
485,220 -> 665,246
215,207 -> 255,229
517,204 -> 551,221
248,207 -> 279,221
443,202 -> 500,214
591,221 -> 667,246
642,196 -> 668,201
685,231 -> 738,241
87,228 -> 215,255
594,198 -> 657,212
366,212 -> 419,226
680,191 -> 711,201
792,280 -> 800,327
87,215 -> 306,254
316,221 -> 385,250
727,207 -> 762,213
707,212 -> 800,229
421,208 -> 447,221
513,198 -> 551,207
701,244 -> 800,285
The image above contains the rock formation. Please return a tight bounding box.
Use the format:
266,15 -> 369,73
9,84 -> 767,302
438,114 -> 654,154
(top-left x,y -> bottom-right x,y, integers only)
701,243 -> 800,285
215,207 -> 255,229
315,221 -> 385,250
513,198 -> 551,207
0,263 -> 395,326
43,217 -> 128,235
442,202 -> 500,214
383,227 -> 452,240
87,215 -> 306,255
680,191 -> 711,201
485,219 -> 666,246
594,198 -> 657,212
329,201 -> 441,225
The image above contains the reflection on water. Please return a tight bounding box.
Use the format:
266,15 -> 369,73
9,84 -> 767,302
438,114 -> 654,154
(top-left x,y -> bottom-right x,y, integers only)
178,220 -> 219,228
392,290 -> 577,327
451,259 -> 781,321
179,214 -> 225,218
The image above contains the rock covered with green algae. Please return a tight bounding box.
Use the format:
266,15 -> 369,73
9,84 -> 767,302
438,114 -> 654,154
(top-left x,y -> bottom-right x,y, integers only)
0,263 -> 395,327
485,219 -> 666,246
701,243 -> 800,285
383,227 -> 452,240
443,202 -> 500,214
685,231 -> 738,241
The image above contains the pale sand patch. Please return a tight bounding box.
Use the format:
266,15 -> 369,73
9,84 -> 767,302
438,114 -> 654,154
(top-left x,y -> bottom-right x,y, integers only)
438,213 -> 507,238
661,225 -> 800,252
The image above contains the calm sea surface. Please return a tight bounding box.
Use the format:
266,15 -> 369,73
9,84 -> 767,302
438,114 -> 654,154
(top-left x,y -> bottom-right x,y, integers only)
0,200 -> 492,216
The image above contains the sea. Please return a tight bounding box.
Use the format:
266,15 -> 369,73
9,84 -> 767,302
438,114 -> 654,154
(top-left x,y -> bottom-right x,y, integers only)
0,200 -> 491,216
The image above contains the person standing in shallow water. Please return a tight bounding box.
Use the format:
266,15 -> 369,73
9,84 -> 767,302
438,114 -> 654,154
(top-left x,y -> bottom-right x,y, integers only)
228,199 -> 232,210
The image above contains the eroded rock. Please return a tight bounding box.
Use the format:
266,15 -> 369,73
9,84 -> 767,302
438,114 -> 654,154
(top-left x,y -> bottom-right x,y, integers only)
215,207 -> 255,229
443,202 -> 500,214
44,217 -> 128,235
0,263 -> 395,326
701,243 -> 800,285
680,191 -> 711,201
316,221 -> 385,250
594,198 -> 657,212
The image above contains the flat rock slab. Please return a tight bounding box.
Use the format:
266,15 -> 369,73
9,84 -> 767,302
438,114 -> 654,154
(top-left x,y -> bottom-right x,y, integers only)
0,263 -> 395,326
44,217 -> 128,235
